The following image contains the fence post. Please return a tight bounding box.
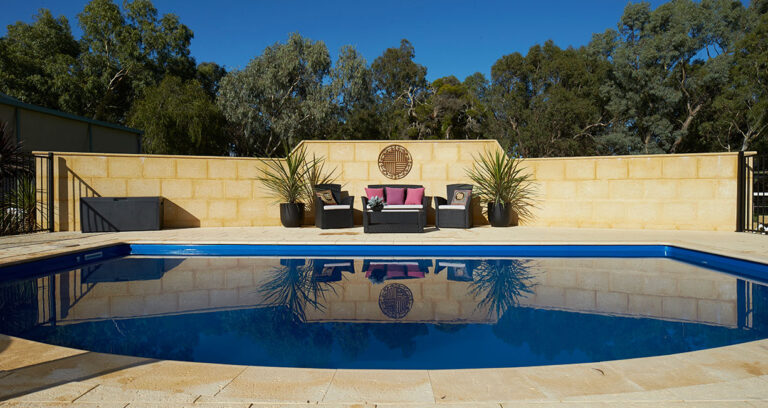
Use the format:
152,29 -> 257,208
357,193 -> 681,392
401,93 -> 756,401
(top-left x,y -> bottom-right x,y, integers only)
736,151 -> 745,232
47,152 -> 54,232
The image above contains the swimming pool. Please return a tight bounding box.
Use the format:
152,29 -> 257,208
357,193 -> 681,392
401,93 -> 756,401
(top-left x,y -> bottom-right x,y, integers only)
0,244 -> 766,369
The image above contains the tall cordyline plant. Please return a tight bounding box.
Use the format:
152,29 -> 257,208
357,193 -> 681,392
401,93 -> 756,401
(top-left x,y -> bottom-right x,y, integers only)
466,149 -> 536,225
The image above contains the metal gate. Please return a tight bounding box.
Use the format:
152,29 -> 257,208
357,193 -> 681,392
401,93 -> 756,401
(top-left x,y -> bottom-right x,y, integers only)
0,152 -> 54,236
737,152 -> 768,234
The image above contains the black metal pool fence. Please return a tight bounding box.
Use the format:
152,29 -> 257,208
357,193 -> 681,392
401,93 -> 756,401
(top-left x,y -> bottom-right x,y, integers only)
738,152 -> 768,235
0,153 -> 53,236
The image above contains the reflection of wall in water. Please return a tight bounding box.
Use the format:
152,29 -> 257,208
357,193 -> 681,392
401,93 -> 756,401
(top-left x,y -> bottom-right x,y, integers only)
30,257 -> 750,328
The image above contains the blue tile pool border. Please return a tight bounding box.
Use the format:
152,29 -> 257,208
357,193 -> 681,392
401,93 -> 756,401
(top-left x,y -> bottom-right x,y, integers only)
1,243 -> 767,283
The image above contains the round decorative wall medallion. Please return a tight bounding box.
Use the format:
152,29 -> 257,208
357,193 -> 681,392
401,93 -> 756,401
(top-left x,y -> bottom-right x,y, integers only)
378,144 -> 413,180
378,283 -> 413,319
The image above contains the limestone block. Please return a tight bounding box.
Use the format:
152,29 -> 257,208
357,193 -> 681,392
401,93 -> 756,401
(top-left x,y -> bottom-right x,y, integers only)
641,275 -> 677,296
678,179 -> 715,199
576,270 -> 610,291
70,156 -> 108,178
354,143 -> 383,161
422,282 -> 448,301
420,162 -> 448,181
533,286 -> 566,308
628,294 -> 662,316
434,300 -> 460,320
142,157 -> 176,178
195,270 -> 225,289
91,178 -> 127,196
406,144 -> 434,161
144,293 -> 178,315
110,295 -> 145,317
356,301 -> 380,319
236,159 -> 266,180
715,180 -> 737,199
193,180 -> 223,198
697,299 -> 737,326
179,290 -> 210,310
330,302 -> 356,319
698,155 -> 737,179
434,144 -> 459,162
577,180 -> 608,199
67,296 -> 109,320
208,160 -> 237,179
628,158 -> 662,179
171,199 -> 208,219
662,156 -> 697,179
160,270 -> 196,292
108,157 -> 142,178
661,297 -> 697,321
343,284 -> 370,301
342,162 -> 369,181
208,200 -> 237,220
534,160 -> 565,181
596,292 -> 628,314
127,179 -> 161,196
625,202 -> 661,222
544,181 -> 576,200
643,180 -> 678,199
596,159 -> 628,180
161,179 -> 193,199
329,143 -> 355,162
660,202 -> 697,225
209,288 -> 238,308
677,278 -> 716,299
608,180 -> 644,200
176,159 -> 208,179
565,288 -> 596,310
593,201 -> 628,223
128,280 -> 162,295
565,160 -> 595,180
225,269 -> 255,289
224,180 -> 252,199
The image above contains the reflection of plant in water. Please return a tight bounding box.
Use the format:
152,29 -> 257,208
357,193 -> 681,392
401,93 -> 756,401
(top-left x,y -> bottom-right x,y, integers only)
259,259 -> 338,322
469,259 -> 536,318
0,279 -> 39,335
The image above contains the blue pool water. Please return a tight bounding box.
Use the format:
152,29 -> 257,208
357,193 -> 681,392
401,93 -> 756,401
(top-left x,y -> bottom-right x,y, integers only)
0,245 -> 767,369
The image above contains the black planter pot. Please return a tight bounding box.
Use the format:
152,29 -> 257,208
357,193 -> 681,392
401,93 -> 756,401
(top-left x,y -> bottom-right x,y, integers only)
487,202 -> 511,227
280,203 -> 305,227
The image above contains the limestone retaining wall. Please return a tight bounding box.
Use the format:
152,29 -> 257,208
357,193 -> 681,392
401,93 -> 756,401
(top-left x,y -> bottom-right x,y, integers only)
43,140 -> 740,231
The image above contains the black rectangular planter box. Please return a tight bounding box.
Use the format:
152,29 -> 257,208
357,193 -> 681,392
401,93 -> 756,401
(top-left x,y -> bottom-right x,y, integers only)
80,197 -> 164,232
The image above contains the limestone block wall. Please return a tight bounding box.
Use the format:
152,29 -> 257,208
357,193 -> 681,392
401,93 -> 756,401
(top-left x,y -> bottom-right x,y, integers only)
48,152 -> 281,230
44,141 -> 740,231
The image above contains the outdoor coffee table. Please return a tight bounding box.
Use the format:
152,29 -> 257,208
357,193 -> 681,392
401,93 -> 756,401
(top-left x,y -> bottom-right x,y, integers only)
364,210 -> 424,233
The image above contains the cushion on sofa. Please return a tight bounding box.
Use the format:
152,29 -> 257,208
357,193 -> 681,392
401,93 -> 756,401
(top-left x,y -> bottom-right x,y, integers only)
365,187 -> 384,200
404,187 -> 425,205
385,187 -> 405,205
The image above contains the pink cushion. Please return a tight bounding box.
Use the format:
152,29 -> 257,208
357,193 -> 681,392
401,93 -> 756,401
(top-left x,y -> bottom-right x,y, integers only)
404,188 -> 425,205
365,187 -> 384,200
385,187 -> 405,205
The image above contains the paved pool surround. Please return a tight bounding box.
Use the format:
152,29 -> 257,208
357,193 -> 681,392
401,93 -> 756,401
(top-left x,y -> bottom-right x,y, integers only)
1,226 -> 767,406
40,141 -> 745,232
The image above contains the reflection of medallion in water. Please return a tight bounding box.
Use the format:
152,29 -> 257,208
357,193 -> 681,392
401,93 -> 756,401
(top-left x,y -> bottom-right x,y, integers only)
378,145 -> 412,179
378,283 -> 413,319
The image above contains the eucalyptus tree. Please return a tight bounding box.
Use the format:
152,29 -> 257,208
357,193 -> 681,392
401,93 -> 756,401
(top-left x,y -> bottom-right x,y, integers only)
328,46 -> 380,140
127,76 -> 230,155
590,0 -> 750,154
417,75 -> 488,140
488,41 -> 608,157
0,9 -> 81,112
77,0 -> 195,123
707,6 -> 768,152
217,33 -> 335,157
195,62 -> 227,100
371,39 -> 430,139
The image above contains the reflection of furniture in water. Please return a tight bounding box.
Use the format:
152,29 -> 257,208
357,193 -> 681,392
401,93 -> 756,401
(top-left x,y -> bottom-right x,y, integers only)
312,259 -> 355,282
434,259 -> 481,281
82,257 -> 184,283
362,259 -> 433,283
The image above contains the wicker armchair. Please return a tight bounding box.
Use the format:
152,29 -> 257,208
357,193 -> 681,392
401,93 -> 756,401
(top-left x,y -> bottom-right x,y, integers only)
434,184 -> 473,229
314,184 -> 354,229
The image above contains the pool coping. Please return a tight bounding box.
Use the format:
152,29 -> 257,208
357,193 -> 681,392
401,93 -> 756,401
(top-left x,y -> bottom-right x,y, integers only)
1,226 -> 767,405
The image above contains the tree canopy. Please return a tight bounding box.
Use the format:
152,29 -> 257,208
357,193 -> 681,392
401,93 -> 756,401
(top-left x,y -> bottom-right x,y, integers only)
1,0 -> 766,157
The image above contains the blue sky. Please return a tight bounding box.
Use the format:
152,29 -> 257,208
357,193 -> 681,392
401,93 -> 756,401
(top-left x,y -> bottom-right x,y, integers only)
0,1 -> 748,81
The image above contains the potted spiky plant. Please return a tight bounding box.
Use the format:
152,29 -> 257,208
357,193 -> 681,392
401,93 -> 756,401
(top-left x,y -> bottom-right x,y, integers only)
258,145 -> 321,227
466,149 -> 535,227
257,145 -> 334,227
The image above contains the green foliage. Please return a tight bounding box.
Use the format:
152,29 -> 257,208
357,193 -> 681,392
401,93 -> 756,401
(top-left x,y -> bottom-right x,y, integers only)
0,122 -> 29,179
0,178 -> 37,236
466,149 -> 536,220
218,33 -> 335,156
77,0 -> 196,123
256,145 -> 335,204
127,76 -> 230,155
0,9 -> 81,112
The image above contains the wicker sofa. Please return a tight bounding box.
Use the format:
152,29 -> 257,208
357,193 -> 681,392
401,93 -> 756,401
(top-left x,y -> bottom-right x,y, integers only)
361,184 -> 429,233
